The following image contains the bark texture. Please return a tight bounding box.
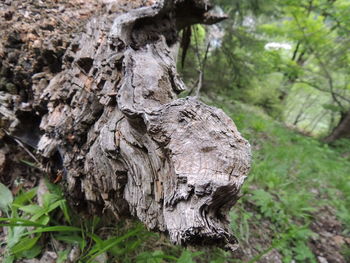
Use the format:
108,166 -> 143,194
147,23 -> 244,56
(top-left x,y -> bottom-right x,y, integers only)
1,0 -> 251,249
324,110 -> 350,143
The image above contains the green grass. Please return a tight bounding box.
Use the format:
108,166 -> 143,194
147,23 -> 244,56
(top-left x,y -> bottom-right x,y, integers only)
211,96 -> 350,262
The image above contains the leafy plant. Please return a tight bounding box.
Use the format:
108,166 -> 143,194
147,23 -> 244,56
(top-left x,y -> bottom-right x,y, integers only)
0,181 -> 75,262
0,182 -> 13,214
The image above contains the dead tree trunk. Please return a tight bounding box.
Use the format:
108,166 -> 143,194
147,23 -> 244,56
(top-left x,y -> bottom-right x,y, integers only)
0,0 -> 251,250
324,110 -> 350,143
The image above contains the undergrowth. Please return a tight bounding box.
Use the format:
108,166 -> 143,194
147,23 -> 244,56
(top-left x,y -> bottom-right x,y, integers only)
0,178 -> 211,262
213,96 -> 350,262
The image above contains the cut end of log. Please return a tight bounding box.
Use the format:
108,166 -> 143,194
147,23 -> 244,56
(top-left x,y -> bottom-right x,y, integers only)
148,98 -> 251,249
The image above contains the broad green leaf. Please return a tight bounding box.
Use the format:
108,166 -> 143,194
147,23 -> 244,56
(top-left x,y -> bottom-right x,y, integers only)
11,235 -> 41,254
30,200 -> 62,221
3,255 -> 15,263
36,215 -> 50,226
6,225 -> 26,248
191,24 -> 206,45
0,183 -> 13,213
47,199 -> 63,212
18,204 -> 43,215
57,250 -> 70,263
43,193 -> 60,209
12,188 -> 37,207
18,244 -> 42,259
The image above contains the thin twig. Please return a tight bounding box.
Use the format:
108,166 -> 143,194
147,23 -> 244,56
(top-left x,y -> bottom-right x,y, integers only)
2,129 -> 41,166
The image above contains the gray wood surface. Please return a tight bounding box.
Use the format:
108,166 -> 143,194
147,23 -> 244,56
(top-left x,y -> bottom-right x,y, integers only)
0,0 -> 250,250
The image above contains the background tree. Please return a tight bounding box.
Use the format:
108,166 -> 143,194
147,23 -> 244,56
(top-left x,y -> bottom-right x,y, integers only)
180,0 -> 350,141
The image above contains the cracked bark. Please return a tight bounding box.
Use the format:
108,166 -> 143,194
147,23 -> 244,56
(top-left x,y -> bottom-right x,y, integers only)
0,0 -> 251,250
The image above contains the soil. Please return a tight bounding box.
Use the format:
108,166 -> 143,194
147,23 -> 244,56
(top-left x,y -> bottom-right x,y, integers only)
230,195 -> 350,263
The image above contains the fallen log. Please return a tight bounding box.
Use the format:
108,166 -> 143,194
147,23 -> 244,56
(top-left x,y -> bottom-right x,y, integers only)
0,0 -> 251,250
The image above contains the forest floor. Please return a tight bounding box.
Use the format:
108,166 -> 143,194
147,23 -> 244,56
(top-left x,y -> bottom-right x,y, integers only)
207,95 -> 350,263
1,95 -> 349,263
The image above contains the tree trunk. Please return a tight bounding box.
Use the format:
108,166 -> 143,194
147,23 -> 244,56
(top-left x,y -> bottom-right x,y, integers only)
324,110 -> 350,143
0,0 -> 251,250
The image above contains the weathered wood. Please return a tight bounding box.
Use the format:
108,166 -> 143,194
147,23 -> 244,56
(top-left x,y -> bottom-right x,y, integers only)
324,110 -> 350,143
1,0 -> 250,250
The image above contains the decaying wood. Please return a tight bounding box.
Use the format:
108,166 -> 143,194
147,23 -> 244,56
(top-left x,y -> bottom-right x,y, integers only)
0,0 -> 250,250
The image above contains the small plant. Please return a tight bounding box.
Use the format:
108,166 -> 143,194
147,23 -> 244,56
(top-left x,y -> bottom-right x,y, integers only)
230,207 -> 253,244
0,180 -> 75,262
0,180 -> 210,263
0,181 -> 152,262
277,225 -> 317,263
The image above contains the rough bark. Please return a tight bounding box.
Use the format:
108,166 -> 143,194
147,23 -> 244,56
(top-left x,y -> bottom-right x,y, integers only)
324,110 -> 350,143
0,0 -> 250,250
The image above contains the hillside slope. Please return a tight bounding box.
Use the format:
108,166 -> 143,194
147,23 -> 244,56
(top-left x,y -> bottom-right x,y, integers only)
207,96 -> 350,263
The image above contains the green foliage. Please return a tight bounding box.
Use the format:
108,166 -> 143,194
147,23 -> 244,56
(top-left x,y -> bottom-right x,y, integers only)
177,250 -> 203,263
341,245 -> 350,262
57,250 -> 69,263
230,209 -> 253,244
0,180 -> 226,263
277,226 -> 316,263
136,250 -> 176,263
0,182 -> 13,214
0,182 -> 151,263
190,0 -> 350,135
0,182 -> 74,262
209,97 -> 350,262
192,25 -> 206,45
